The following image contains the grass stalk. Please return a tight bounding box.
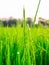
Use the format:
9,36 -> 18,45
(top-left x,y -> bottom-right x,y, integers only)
33,0 -> 41,24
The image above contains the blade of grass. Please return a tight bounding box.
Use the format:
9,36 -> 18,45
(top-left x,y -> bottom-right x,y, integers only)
33,0 -> 41,24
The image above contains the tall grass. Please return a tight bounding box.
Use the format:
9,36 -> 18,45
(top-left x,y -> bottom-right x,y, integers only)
0,0 -> 49,65
0,27 -> 49,65
33,0 -> 41,23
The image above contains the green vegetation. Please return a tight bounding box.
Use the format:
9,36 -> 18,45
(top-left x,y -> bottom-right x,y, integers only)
34,0 -> 41,23
0,26 -> 49,65
0,0 -> 49,65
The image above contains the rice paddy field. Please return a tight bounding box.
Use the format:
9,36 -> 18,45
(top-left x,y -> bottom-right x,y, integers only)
0,26 -> 49,65
0,0 -> 49,65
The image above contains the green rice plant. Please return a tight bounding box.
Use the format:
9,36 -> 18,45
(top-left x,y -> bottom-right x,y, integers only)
33,0 -> 41,24
0,40 -> 2,65
0,24 -> 49,65
28,28 -> 36,65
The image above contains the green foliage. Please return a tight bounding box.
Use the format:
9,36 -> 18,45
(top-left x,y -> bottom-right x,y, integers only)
0,27 -> 49,65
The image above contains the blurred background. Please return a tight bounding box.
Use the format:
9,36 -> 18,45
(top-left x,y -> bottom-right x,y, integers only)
0,0 -> 49,19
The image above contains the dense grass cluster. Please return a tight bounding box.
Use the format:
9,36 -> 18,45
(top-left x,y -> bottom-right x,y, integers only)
0,26 -> 49,65
0,0 -> 49,65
